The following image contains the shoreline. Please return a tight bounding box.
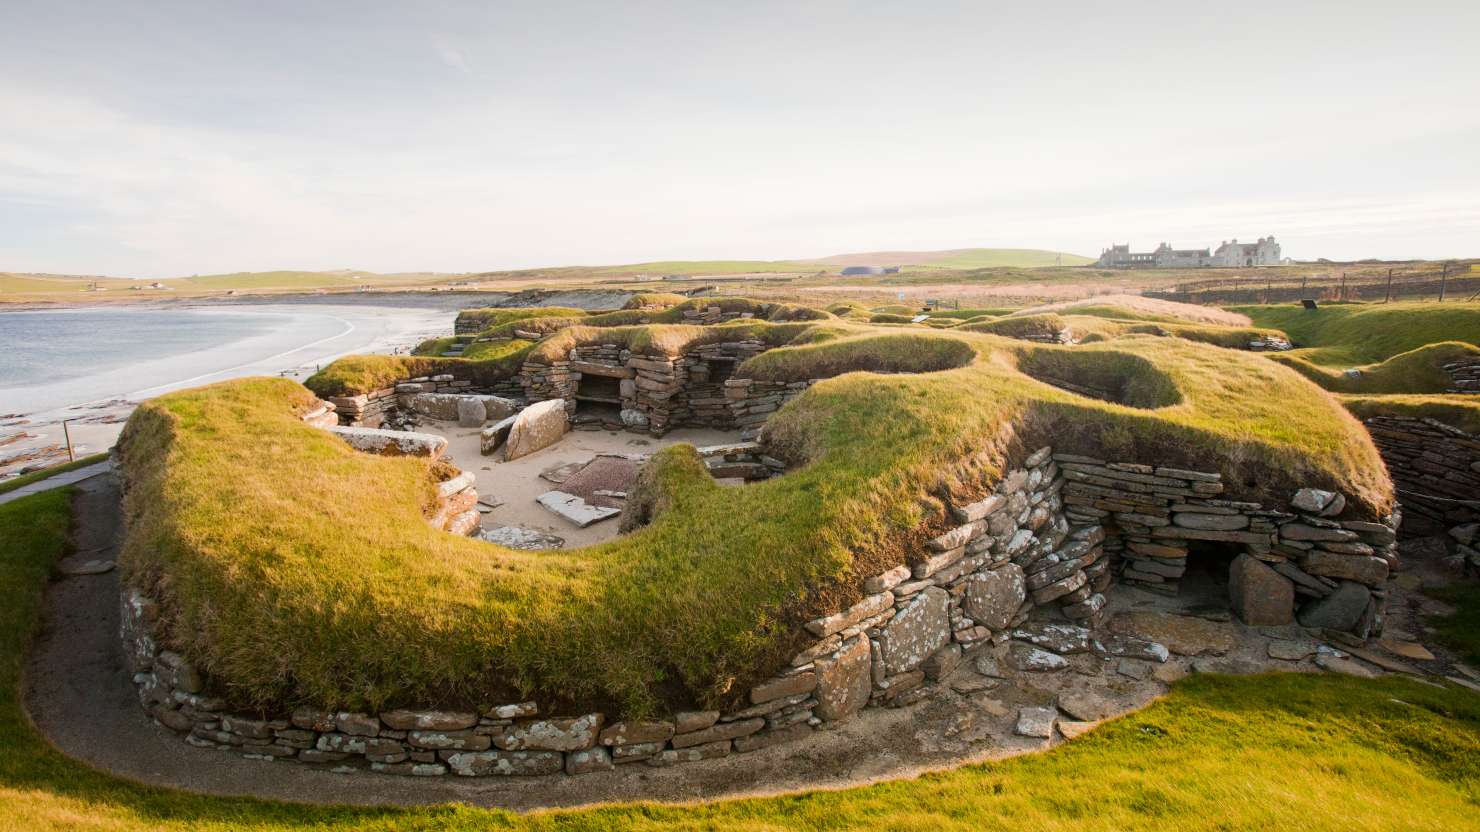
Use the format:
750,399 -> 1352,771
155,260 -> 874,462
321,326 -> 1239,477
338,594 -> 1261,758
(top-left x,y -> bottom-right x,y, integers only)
0,301 -> 455,480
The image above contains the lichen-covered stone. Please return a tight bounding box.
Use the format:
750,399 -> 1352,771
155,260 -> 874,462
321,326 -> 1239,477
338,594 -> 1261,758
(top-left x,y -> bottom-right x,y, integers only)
443,749 -> 564,776
504,399 -> 569,461
878,586 -> 951,675
492,714 -> 603,752
814,636 -> 871,721
962,564 -> 1026,630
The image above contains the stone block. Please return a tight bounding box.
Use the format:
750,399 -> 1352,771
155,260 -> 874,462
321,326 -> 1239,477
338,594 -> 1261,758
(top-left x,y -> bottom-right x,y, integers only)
814,636 -> 871,721
443,750 -> 564,776
878,587 -> 951,675
504,399 -> 569,461
1228,553 -> 1295,626
1300,551 -> 1389,585
1297,581 -> 1371,631
492,714 -> 603,752
961,564 -> 1025,630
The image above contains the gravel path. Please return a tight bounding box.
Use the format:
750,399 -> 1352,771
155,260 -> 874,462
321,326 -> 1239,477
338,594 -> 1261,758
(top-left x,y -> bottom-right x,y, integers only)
0,460 -> 112,506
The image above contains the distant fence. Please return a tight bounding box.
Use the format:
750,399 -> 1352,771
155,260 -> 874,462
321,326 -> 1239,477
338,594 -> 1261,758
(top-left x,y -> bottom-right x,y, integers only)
1145,263 -> 1480,305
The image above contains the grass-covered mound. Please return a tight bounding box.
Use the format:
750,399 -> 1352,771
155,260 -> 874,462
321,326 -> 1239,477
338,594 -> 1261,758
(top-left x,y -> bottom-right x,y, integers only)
1015,295 -> 1254,327
622,292 -> 689,309
123,320 -> 1392,717
1339,394 -> 1480,435
1237,302 -> 1480,366
1234,302 -> 1480,393
454,306 -> 589,333
4,491 -> 1478,829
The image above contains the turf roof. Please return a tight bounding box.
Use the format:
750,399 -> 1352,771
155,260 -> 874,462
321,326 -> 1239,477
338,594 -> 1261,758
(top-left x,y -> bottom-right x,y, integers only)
127,306 -> 1392,716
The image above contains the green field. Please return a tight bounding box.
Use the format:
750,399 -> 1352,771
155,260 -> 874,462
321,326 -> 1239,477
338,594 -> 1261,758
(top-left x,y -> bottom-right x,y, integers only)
2,488 -> 1478,830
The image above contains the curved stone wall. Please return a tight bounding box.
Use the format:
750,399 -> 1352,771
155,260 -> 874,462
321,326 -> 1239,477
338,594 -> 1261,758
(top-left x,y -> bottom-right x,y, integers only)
121,431 -> 1396,778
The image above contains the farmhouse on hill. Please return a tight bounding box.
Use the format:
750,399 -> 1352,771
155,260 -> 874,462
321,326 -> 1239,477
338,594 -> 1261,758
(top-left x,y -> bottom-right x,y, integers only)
1096,236 -> 1281,268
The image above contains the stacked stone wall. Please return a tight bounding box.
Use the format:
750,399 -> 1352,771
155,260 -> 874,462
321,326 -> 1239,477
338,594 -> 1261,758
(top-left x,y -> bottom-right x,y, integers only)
122,432 -> 1398,779
329,374 -> 522,428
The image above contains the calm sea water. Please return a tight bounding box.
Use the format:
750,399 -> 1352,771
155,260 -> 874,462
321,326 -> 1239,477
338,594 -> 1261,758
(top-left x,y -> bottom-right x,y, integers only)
0,308 -> 265,389
0,306 -> 368,416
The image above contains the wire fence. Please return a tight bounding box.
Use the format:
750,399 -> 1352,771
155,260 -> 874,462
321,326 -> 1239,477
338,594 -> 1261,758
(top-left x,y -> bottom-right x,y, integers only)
1144,262 -> 1480,305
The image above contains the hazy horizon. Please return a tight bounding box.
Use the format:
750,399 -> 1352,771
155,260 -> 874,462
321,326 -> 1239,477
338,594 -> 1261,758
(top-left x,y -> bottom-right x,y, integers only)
3,1 -> 1477,279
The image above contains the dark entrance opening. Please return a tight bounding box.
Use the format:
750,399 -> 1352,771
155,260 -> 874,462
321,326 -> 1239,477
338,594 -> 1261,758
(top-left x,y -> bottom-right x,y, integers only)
574,373 -> 622,405
705,357 -> 739,385
572,373 -> 625,427
1178,540 -> 1243,612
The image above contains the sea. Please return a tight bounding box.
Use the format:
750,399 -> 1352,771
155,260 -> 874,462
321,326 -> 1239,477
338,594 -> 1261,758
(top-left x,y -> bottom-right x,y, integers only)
0,304 -> 451,417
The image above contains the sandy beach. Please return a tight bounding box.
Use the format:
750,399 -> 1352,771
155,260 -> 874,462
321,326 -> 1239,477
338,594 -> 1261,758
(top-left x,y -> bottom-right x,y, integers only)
0,300 -> 455,479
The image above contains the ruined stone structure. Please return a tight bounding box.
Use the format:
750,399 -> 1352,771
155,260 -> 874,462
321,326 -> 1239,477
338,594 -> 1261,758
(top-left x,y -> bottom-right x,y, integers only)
1096,236 -> 1280,269
122,427 -> 1395,779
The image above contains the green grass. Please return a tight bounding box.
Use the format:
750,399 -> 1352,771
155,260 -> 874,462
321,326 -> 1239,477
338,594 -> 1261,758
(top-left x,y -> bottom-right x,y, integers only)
1236,302 -> 1480,367
178,271 -> 367,290
1427,582 -> 1480,666
1339,394 -> 1480,434
454,307 -> 590,334
0,454 -> 108,495
130,317 -> 1392,716
2,488 -> 1478,830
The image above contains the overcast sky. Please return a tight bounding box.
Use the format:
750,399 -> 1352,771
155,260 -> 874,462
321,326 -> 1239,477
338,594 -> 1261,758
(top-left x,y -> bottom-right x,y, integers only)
2,1 -> 1477,277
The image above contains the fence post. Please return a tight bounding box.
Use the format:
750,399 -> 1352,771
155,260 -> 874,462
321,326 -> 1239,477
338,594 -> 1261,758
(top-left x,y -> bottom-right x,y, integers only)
62,420 -> 75,462
1339,273 -> 1346,301
1384,268 -> 1393,303
1439,263 -> 1448,302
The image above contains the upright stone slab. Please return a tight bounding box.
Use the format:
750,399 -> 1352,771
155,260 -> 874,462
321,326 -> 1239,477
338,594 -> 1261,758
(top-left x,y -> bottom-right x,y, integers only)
456,397 -> 486,427
814,636 -> 871,721
1297,581 -> 1371,630
329,427 -> 447,459
504,399 -> 569,461
963,564 -> 1026,630
878,586 -> 950,675
1228,553 -> 1295,626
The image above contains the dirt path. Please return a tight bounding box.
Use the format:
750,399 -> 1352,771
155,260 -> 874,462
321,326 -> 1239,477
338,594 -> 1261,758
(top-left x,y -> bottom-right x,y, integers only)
24,474 -> 1440,811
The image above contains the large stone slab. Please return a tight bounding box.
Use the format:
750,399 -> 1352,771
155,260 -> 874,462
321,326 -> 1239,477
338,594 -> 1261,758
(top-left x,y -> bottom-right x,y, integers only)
443,750 -> 564,776
480,415 -> 517,455
457,397 -> 486,427
329,427 -> 447,459
536,491 -> 621,527
1228,553 -> 1295,626
1107,611 -> 1236,657
814,636 -> 872,721
878,586 -> 951,675
406,393 -> 518,422
963,564 -> 1026,630
504,399 -> 569,461
1297,581 -> 1371,630
477,525 -> 566,550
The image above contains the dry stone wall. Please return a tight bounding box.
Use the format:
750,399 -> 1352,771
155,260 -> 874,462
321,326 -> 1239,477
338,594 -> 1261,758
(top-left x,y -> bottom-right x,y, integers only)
329,374 -> 523,428
1361,414 -> 1480,573
121,434 -> 1399,779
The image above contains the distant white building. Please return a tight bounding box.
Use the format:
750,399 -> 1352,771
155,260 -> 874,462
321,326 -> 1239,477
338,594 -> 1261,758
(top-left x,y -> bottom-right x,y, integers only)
1095,236 -> 1281,269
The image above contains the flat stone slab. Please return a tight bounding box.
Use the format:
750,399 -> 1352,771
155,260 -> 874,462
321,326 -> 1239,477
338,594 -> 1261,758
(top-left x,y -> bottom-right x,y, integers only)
57,558 -> 116,576
1015,706 -> 1057,738
477,526 -> 567,550
536,491 -> 621,528
329,426 -> 447,459
1107,611 -> 1237,657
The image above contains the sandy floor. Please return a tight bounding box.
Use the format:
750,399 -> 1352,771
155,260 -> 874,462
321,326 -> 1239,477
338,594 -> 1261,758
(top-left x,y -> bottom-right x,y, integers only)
424,421 -> 740,548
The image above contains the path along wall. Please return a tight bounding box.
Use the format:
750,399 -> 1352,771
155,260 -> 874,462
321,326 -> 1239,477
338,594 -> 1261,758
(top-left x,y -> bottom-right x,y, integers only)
120,427 -> 1396,778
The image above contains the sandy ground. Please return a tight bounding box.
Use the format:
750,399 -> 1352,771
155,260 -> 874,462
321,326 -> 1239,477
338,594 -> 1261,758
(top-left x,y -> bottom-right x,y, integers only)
424,421 -> 739,547
24,473 -> 1472,812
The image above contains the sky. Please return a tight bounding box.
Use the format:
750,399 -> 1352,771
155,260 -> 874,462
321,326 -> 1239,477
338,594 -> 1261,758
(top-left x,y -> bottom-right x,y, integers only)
1,0 -> 1477,278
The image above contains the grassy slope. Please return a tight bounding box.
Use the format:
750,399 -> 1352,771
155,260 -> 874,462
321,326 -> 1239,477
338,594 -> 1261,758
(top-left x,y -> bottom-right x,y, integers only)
1339,394 -> 1480,435
1234,302 -> 1480,394
134,323 -> 1390,716
1237,302 -> 1480,365
3,492 -> 1480,830
0,454 -> 109,495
